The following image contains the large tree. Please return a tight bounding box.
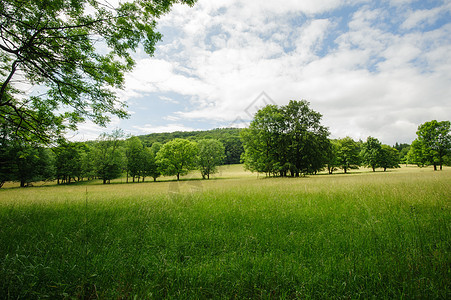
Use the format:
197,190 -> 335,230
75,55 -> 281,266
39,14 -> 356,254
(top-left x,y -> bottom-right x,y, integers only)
241,100 -> 330,177
241,104 -> 287,176
414,120 -> 451,170
379,144 -> 400,172
0,0 -> 195,144
197,139 -> 225,179
125,136 -> 145,182
54,142 -> 84,184
336,137 -> 360,174
93,129 -> 125,184
147,142 -> 162,182
156,138 -> 198,181
12,143 -> 55,187
361,136 -> 382,172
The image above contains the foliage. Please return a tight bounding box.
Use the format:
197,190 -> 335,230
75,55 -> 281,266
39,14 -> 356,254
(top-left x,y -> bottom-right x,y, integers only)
325,140 -> 340,174
361,136 -> 382,172
335,137 -> 361,173
12,143 -> 55,187
0,0 -> 196,144
138,128 -> 244,164
379,144 -> 400,171
156,138 -> 198,180
241,100 -> 330,176
93,129 -> 125,184
125,136 -> 144,182
147,142 -> 162,181
54,142 -> 87,184
411,120 -> 451,170
197,139 -> 225,179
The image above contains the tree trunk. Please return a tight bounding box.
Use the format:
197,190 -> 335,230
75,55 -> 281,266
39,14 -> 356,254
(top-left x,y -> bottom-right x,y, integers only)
207,173 -> 210,179
177,173 -> 180,181
20,180 -> 25,187
433,164 -> 437,171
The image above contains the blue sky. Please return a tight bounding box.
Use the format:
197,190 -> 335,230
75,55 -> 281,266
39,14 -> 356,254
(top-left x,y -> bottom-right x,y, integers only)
72,0 -> 451,145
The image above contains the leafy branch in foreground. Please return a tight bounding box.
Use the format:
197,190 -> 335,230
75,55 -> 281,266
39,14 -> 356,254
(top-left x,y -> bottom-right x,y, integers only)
0,0 -> 196,144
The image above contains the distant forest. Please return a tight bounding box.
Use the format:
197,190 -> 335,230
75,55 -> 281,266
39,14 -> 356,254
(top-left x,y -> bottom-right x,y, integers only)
137,128 -> 244,165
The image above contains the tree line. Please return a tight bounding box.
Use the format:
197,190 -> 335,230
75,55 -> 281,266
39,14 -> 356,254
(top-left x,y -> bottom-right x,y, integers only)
0,130 -> 226,188
1,100 -> 449,188
240,100 -> 450,177
136,128 -> 244,165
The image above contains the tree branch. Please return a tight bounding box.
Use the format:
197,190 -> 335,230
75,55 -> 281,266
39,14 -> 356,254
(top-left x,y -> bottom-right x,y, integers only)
0,60 -> 19,106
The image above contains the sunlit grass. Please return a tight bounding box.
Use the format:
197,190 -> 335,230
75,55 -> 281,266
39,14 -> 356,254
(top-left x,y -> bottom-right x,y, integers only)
0,166 -> 450,298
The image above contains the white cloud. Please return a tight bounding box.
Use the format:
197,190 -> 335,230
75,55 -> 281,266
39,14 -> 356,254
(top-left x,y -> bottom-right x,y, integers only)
159,96 -> 179,104
112,0 -> 451,145
401,3 -> 451,30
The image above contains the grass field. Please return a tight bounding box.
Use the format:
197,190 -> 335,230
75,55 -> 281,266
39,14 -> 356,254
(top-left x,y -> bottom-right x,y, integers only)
0,165 -> 450,298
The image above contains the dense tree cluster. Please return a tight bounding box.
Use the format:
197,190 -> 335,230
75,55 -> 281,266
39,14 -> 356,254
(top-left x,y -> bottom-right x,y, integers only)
241,101 -> 449,176
0,101 -> 449,187
407,120 -> 451,170
0,129 -> 226,187
137,128 -> 244,165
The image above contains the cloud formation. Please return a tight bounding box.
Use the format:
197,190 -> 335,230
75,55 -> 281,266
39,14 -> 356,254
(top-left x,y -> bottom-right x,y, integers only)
80,0 -> 451,145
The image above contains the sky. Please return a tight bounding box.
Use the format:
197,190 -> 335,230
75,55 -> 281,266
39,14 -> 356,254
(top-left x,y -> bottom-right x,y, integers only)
71,0 -> 451,145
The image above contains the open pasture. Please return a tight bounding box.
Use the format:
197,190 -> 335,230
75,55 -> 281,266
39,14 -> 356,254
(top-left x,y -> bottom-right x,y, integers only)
0,166 -> 450,298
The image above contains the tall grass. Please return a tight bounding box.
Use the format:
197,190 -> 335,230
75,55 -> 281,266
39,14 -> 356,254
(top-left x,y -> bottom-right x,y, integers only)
0,166 -> 450,298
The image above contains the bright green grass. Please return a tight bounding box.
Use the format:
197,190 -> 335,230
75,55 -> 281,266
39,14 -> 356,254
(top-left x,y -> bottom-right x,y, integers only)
0,166 -> 450,298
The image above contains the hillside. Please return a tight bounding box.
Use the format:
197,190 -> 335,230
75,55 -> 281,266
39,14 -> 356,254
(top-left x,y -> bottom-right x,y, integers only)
137,128 -> 244,165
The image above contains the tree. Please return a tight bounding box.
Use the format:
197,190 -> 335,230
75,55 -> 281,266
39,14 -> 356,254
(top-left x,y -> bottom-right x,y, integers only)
407,139 -> 427,167
156,139 -> 198,181
12,144 -> 55,187
0,139 -> 16,188
336,137 -> 360,174
197,139 -> 225,179
221,135 -> 244,165
241,100 -> 330,177
147,142 -> 162,182
361,136 -> 382,172
80,144 -> 97,180
125,136 -> 144,182
54,142 -> 86,184
0,0 -> 196,144
414,120 -> 451,170
379,145 -> 400,171
283,100 -> 330,176
325,140 -> 340,174
241,104 -> 286,176
93,129 -> 125,184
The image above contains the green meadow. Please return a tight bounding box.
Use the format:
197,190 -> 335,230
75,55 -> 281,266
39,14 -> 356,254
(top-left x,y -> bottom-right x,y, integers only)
0,165 -> 450,299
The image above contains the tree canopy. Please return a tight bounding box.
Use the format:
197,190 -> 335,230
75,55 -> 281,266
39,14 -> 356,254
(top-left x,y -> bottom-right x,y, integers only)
156,138 -> 198,181
241,100 -> 330,177
0,0 -> 196,144
409,120 -> 450,170
361,136 -> 382,172
335,137 -> 361,174
197,139 -> 225,179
